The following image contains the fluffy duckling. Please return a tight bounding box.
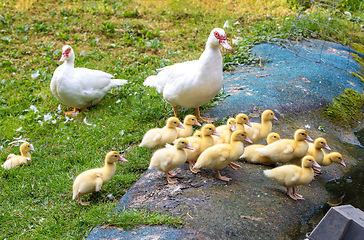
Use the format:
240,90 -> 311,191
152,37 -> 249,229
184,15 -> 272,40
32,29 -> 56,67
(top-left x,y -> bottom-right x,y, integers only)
193,130 -> 252,181
148,138 -> 193,184
192,130 -> 202,138
245,109 -> 278,143
314,152 -> 346,174
72,151 -> 127,205
139,117 -> 184,149
255,129 -> 313,164
306,137 -> 331,173
177,115 -> 201,138
185,124 -> 220,172
240,132 -> 281,165
51,45 -> 128,116
2,142 -> 35,170
263,156 -> 321,200
308,137 -> 331,163
235,113 -> 252,130
214,118 -> 236,144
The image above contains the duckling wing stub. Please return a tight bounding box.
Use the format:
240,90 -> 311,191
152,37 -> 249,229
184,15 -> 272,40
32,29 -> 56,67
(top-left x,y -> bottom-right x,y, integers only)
219,149 -> 231,162
6,154 -> 15,160
152,133 -> 162,142
283,144 -> 294,154
163,156 -> 173,167
95,174 -> 103,192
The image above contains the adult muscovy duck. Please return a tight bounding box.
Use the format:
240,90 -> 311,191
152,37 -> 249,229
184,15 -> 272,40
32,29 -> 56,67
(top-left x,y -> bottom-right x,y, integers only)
51,45 -> 128,116
143,28 -> 232,122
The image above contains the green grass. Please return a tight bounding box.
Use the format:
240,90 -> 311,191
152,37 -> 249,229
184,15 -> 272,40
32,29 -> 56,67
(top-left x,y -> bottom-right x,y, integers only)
0,0 -> 363,238
323,89 -> 364,127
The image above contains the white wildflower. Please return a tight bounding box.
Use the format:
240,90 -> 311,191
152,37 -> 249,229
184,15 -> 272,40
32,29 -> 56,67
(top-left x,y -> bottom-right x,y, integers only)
223,20 -> 230,29
38,120 -> 43,126
44,113 -> 52,122
51,120 -> 57,124
15,127 -> 22,132
116,99 -> 121,103
305,124 -> 310,129
31,71 -> 40,79
83,117 -> 96,127
30,105 -> 39,113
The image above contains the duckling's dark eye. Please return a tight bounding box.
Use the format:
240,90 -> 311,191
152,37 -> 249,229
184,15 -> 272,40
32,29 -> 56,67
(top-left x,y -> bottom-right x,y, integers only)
209,128 -> 212,130
338,157 -> 342,160
182,141 -> 185,144
114,155 -> 117,157
174,122 -> 177,124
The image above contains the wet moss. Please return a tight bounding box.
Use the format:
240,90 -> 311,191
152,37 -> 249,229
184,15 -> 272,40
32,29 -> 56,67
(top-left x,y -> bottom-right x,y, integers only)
322,88 -> 364,127
350,42 -> 364,83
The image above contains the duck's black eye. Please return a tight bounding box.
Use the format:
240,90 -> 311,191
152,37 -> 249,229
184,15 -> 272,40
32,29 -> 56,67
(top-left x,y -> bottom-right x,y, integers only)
209,128 -> 212,130
114,155 -> 117,157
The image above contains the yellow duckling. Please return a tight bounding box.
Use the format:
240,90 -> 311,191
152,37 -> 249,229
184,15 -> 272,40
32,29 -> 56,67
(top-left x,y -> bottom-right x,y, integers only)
307,137 -> 331,163
139,117 -> 184,149
148,138 -> 193,184
185,124 -> 220,172
245,109 -> 278,143
255,129 -> 313,164
314,152 -> 346,174
235,113 -> 252,130
192,130 -> 202,138
193,130 -> 252,181
216,113 -> 252,135
240,132 -> 281,165
72,151 -> 127,205
2,142 -> 35,170
264,156 -> 321,200
214,118 -> 236,144
177,115 -> 201,138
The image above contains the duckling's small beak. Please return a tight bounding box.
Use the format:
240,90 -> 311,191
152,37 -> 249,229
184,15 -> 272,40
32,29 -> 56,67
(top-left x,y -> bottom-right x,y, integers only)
118,156 -> 128,162
212,130 -> 220,136
185,144 -> 194,151
194,121 -> 201,126
324,144 -> 331,151
339,160 -> 346,167
273,116 -> 278,121
231,125 -> 236,131
313,162 -> 321,168
244,137 -> 253,144
245,121 -> 252,128
306,135 -> 314,142
177,123 -> 185,129
30,145 -> 35,151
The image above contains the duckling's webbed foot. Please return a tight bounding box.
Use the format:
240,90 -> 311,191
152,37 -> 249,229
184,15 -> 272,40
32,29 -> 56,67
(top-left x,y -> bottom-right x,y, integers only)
165,172 -> 178,184
229,162 -> 242,170
77,192 -> 90,205
313,167 -> 322,175
215,170 -> 232,182
167,171 -> 177,177
189,160 -> 200,173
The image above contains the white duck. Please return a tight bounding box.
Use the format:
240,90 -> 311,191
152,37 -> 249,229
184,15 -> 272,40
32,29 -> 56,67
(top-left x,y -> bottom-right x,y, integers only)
143,28 -> 232,122
51,45 -> 128,116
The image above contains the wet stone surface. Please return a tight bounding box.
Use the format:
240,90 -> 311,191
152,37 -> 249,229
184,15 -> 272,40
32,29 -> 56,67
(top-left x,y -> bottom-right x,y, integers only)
87,40 -> 363,239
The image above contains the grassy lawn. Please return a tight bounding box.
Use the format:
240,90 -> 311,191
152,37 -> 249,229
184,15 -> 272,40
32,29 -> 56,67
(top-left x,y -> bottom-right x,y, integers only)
0,0 -> 362,238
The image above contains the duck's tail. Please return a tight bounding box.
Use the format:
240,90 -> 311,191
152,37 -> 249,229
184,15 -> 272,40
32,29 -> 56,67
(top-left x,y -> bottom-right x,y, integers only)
263,169 -> 273,178
143,75 -> 158,88
111,79 -> 128,87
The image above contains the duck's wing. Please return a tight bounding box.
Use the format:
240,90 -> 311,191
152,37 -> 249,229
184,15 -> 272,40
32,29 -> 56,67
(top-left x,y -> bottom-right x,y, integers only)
144,60 -> 199,93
